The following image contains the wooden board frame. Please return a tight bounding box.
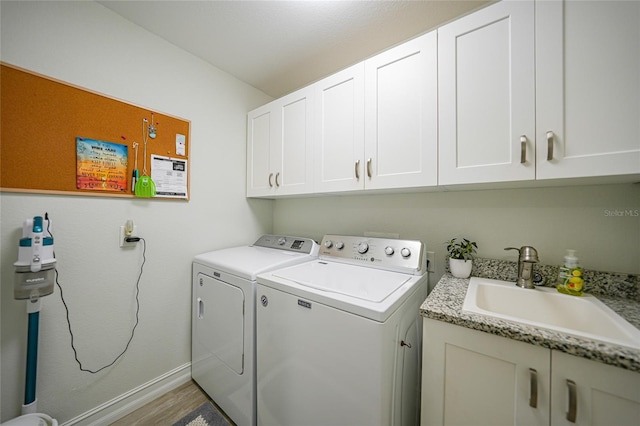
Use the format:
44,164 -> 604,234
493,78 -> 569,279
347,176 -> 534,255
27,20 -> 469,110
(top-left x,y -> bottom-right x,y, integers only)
1,63 -> 191,200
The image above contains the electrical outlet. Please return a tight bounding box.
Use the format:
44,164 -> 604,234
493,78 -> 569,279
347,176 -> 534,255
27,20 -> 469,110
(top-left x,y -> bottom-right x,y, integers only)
119,224 -> 138,248
426,251 -> 435,273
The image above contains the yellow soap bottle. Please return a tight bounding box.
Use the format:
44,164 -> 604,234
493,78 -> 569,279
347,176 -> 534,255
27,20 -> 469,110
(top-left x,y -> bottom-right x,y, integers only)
556,249 -> 584,296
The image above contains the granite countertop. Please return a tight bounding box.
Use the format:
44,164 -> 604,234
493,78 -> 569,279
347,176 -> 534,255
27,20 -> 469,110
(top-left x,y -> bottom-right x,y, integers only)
420,266 -> 640,372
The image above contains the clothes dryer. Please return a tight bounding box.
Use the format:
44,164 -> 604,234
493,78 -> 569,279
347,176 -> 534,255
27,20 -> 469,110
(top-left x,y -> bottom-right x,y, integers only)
192,235 -> 318,426
256,235 -> 428,426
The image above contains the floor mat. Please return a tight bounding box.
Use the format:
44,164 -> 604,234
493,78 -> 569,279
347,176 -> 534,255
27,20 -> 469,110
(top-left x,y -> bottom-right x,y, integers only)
172,401 -> 232,426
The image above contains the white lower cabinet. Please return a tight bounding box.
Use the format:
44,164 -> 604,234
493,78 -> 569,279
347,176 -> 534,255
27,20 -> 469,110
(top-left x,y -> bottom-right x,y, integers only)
422,319 -> 640,426
550,351 -> 640,426
422,318 -> 550,426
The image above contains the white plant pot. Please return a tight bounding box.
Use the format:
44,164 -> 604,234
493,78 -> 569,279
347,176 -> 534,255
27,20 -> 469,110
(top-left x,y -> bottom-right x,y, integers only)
449,258 -> 473,278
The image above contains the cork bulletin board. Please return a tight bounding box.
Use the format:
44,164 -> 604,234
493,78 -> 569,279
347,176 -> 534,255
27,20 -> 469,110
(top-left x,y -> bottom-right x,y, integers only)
0,63 -> 191,199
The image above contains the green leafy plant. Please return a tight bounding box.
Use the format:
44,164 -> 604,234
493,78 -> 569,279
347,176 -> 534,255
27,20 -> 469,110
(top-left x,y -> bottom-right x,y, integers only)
445,238 -> 478,261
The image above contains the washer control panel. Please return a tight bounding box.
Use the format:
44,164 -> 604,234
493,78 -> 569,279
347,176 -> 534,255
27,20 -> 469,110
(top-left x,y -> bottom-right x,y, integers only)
319,235 -> 425,275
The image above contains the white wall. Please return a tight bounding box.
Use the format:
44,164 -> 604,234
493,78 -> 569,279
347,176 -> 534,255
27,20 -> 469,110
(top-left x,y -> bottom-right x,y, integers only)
1,1 -> 272,422
274,184 -> 640,285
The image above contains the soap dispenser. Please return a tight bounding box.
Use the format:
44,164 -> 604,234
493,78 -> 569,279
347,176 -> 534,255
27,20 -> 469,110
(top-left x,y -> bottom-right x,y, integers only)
556,249 -> 584,296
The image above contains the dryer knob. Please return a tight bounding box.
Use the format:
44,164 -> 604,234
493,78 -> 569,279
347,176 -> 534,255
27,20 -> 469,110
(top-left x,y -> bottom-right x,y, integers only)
335,241 -> 345,250
401,248 -> 411,258
358,242 -> 369,254
278,237 -> 287,246
324,240 -> 333,249
385,246 -> 395,256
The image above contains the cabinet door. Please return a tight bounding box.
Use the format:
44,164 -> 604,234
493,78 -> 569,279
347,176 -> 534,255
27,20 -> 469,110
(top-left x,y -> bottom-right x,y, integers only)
438,1 -> 535,185
364,31 -> 438,190
314,63 -> 365,193
247,103 -> 277,197
422,319 -> 550,426
536,0 -> 640,180
247,87 -> 314,198
551,351 -> 640,426
277,86 -> 314,195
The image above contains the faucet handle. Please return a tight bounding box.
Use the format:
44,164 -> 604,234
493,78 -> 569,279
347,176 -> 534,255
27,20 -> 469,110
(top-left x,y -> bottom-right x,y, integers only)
504,246 -> 539,262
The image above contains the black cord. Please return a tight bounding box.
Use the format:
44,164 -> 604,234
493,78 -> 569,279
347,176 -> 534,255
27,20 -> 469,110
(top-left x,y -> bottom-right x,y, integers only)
46,213 -> 146,374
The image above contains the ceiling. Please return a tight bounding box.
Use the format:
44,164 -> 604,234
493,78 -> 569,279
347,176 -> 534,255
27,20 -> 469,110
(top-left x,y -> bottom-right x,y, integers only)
98,0 -> 491,98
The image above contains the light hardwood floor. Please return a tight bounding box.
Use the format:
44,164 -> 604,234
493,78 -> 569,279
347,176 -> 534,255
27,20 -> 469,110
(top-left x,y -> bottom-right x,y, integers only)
110,380 -> 229,425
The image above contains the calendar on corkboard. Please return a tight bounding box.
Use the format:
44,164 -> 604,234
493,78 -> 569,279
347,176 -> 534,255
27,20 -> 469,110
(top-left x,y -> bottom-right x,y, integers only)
0,63 -> 191,200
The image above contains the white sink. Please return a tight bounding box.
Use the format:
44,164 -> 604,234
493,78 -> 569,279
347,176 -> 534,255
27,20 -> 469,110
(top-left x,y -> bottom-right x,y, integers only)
462,277 -> 640,350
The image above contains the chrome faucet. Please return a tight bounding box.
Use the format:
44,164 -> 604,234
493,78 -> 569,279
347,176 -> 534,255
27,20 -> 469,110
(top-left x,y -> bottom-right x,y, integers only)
505,246 -> 539,289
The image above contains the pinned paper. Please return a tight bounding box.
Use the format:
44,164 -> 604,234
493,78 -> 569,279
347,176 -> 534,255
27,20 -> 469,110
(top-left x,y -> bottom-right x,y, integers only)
176,134 -> 186,156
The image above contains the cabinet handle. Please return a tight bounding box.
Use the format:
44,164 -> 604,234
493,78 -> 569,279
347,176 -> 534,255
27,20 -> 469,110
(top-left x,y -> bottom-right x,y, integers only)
268,173 -> 273,188
197,298 -> 204,320
520,135 -> 527,164
366,158 -> 372,178
546,131 -> 554,161
355,160 -> 360,180
275,172 -> 280,187
529,368 -> 538,408
566,379 -> 577,423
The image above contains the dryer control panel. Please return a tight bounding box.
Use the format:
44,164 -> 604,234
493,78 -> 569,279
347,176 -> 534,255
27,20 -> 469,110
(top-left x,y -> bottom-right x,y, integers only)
319,235 -> 426,275
253,235 -> 319,256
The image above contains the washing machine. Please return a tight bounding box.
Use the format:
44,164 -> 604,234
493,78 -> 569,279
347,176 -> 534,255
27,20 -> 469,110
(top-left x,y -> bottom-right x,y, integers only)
256,235 -> 429,426
192,235 -> 319,426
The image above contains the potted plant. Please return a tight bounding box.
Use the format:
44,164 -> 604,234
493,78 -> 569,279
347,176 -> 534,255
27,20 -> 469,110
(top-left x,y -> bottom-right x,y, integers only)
445,238 -> 478,278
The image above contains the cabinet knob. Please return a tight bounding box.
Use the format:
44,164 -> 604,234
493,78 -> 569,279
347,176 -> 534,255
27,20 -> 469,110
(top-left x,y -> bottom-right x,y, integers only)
275,172 -> 280,187
268,173 -> 274,188
355,160 -> 360,180
366,158 -> 372,178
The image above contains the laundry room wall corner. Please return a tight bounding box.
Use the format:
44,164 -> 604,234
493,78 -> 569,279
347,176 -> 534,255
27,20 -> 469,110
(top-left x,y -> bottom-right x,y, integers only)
0,1 -> 272,424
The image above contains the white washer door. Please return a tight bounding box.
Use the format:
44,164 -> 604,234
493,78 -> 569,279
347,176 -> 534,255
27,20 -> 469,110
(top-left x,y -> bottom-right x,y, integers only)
195,273 -> 244,374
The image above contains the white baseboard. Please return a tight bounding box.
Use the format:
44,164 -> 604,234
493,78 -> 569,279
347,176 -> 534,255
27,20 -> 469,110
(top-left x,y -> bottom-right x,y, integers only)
61,362 -> 191,426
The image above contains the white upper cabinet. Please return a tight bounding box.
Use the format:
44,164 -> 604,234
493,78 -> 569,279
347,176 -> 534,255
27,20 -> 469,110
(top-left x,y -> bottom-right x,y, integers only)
438,0 -> 536,185
314,64 -> 365,193
314,31 -> 438,194
364,31 -> 438,190
247,104 -> 275,197
249,0 -> 640,198
536,0 -> 640,180
247,86 -> 314,197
